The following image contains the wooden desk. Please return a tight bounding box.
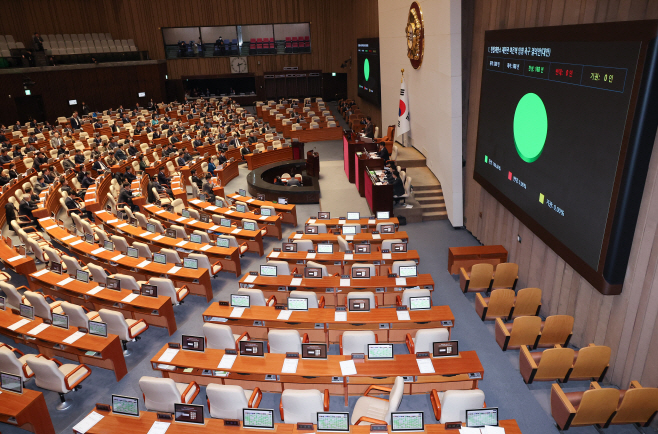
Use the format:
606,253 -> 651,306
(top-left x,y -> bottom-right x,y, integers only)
0,388 -> 54,434
287,125 -> 343,142
203,304 -> 454,344
304,217 -> 399,231
80,410 -> 522,434
365,170 -> 393,215
238,274 -> 434,307
344,133 -> 378,183
151,345 -> 483,404
286,231 -> 409,245
28,269 -> 177,336
448,245 -> 508,274
356,155 -> 386,197
0,238 -> 37,276
187,198 -> 283,239
214,160 -> 240,186
93,210 -> 242,276
228,193 -> 298,226
245,147 -> 295,170
266,249 -> 420,276
0,309 -> 127,381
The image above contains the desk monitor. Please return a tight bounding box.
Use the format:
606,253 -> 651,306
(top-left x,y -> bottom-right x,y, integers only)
112,395 -> 139,417
181,209 -> 191,218
146,223 -> 156,233
217,238 -> 230,248
220,218 -> 232,227
398,265 -> 417,277
302,343 -> 327,359
215,198 -> 224,207
348,298 -> 370,312
261,208 -> 272,217
103,240 -> 114,251
0,372 -> 22,394
368,343 -> 394,360
141,284 -> 158,298
106,277 -> 121,290
392,242 -> 407,253
243,408 -> 274,429
305,224 -> 318,234
304,267 -> 322,279
260,265 -> 277,277
52,313 -> 69,329
189,234 -> 202,244
200,213 -> 210,223
347,212 -> 360,220
317,412 -> 350,432
282,243 -> 297,252
318,212 -> 330,219
0,296 -> 4,311
239,189 -> 247,197
231,294 -> 250,307
153,253 -> 167,265
433,341 -> 459,358
126,247 -> 139,259
278,197 -> 288,205
175,403 -> 205,425
85,233 -> 94,244
257,194 -> 265,201
409,296 -> 431,310
243,221 -> 256,231
354,244 -> 370,254
342,226 -> 357,235
465,408 -> 498,428
391,412 -> 424,432
317,243 -> 333,254
236,204 -> 247,213
182,335 -> 205,352
129,217 -> 138,227
380,224 -> 395,234
376,211 -> 390,219
166,228 -> 177,238
239,341 -> 265,357
89,320 -> 108,337
76,269 -> 90,284
183,258 -> 198,269
199,194 -> 206,202
287,297 -> 309,311
351,267 -> 370,279
50,262 -> 62,274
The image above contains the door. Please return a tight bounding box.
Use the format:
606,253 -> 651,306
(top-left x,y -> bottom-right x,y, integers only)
14,95 -> 46,124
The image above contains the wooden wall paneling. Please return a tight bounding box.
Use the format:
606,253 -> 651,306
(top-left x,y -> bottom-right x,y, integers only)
526,236 -> 546,289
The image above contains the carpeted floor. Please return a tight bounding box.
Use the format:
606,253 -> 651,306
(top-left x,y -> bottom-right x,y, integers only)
0,103 -> 653,434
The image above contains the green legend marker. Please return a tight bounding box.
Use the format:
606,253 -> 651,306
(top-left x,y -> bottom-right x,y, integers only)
485,155 -> 488,163
364,58 -> 370,82
514,93 -> 548,163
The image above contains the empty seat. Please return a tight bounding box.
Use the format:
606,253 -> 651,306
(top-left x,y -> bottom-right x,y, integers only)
430,389 -> 486,424
536,315 -> 574,348
98,309 -> 148,356
475,288 -> 515,321
206,384 -> 262,419
459,263 -> 493,293
237,288 -> 275,306
280,389 -> 330,423
148,277 -> 189,306
139,376 -> 199,413
351,376 -> 404,425
26,357 -> 91,410
339,330 -> 377,355
0,344 -> 38,382
551,382 -> 621,430
268,330 -> 308,354
495,315 -> 542,351
491,262 -> 518,290
406,328 -> 450,354
203,323 -> 248,350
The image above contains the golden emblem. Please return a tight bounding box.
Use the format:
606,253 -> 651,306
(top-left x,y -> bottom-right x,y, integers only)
406,2 -> 424,69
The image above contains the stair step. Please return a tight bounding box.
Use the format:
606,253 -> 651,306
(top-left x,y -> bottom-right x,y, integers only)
415,190 -> 443,199
410,184 -> 441,192
422,211 -> 448,221
419,203 -> 446,212
417,196 -> 445,205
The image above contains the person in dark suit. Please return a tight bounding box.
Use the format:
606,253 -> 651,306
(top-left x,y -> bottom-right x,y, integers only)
73,149 -> 86,165
248,132 -> 257,144
7,163 -> 18,179
287,177 -> 301,187
27,132 -> 38,144
5,202 -> 18,232
274,176 -> 284,186
152,129 -> 161,139
32,33 -> 44,51
192,137 -> 203,148
170,133 -> 180,144
81,102 -> 91,116
376,143 -> 390,161
34,176 -> 49,194
114,147 -> 127,161
118,183 -> 138,211
42,168 -> 55,184
240,142 -> 251,160
70,113 -> 82,130
65,194 -> 93,220
124,167 -> 137,183
157,167 -> 171,186
201,173 -> 216,202
190,169 -> 203,189
127,142 -> 138,157
176,154 -> 186,167
19,187 -> 39,223
0,149 -> 11,164
92,156 -> 108,173
363,117 -> 374,139
93,119 -> 102,129
391,171 -> 405,203
218,150 -> 227,164
35,151 -> 48,167
61,156 -> 75,171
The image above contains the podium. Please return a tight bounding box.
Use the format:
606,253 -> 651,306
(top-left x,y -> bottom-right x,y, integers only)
306,150 -> 320,177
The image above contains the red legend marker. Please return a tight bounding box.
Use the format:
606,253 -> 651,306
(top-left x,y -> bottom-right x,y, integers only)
508,171 -> 513,180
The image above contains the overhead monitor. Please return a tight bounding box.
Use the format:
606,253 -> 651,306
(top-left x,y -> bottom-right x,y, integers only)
287,297 -> 308,311
409,296 -> 431,310
181,335 -> 205,352
126,247 -> 139,258
89,321 -> 108,337
239,340 -> 265,357
0,372 -> 22,394
433,341 -> 459,358
112,395 -> 139,417
391,412 -> 424,432
141,284 -> 158,297
138,92 -> 146,97
69,100 -> 78,105
260,265 -> 277,277
367,343 -> 394,360
398,265 -> 417,277
317,244 -> 333,254
348,297 -> 370,312
183,258 -> 198,269
243,408 -> 274,429
230,294 -> 250,307
357,38 -> 381,106
175,403 -> 205,425
317,412 -> 350,432
153,253 -> 167,265
376,211 -> 390,219
51,313 -> 69,329
282,243 -> 297,252
346,212 -> 360,220
465,408 -> 499,428
106,277 -> 121,290
302,343 -> 327,359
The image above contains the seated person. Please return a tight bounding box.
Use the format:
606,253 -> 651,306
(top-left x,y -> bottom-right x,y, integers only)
273,176 -> 284,186
73,149 -> 86,165
240,142 -> 251,160
287,176 -> 301,187
391,171 -> 405,203
34,176 -> 49,194
124,166 -> 137,183
7,163 -> 18,179
207,157 -> 217,174
118,183 -> 138,212
202,173 -> 217,202
190,169 -> 203,189
376,142 -> 390,161
114,146 -> 127,161
157,167 -> 171,186
34,151 -> 49,167
80,171 -> 94,189
19,186 -> 39,223
65,190 -> 93,220
218,150 -> 227,164
0,170 -> 10,186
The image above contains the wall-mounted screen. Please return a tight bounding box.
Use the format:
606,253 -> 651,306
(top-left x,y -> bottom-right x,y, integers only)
357,38 -> 381,106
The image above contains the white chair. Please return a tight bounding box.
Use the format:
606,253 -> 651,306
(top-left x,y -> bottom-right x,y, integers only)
351,376 -> 404,424
60,302 -> 100,329
23,291 -> 63,321
160,248 -> 182,265
242,218 -> 267,237
381,239 -> 404,252
203,323 -> 249,350
306,260 -> 330,276
431,389 -> 486,424
218,235 -> 248,256
351,263 -> 377,277
268,330 -> 308,354
287,291 -> 324,309
280,389 -> 330,423
394,177 -> 412,204
110,235 -> 129,254
406,328 -> 450,354
139,376 -> 199,413
392,260 -> 416,276
206,384 -> 261,420
292,239 -> 314,252
98,309 -> 148,356
399,288 -> 431,307
148,218 -> 166,234
188,253 -> 222,277
340,330 -> 377,355
237,288 -> 275,306
169,224 -> 188,240
346,291 -> 378,309
191,230 -> 210,243
87,262 -> 110,284
133,242 -> 152,259
26,356 -> 91,410
148,277 -> 189,306
135,212 -> 149,228
307,223 -> 327,233
337,236 -> 350,252
0,282 -> 26,310
0,344 -> 38,382
265,260 -> 291,276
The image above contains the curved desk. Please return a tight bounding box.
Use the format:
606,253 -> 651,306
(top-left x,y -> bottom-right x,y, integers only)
245,146 -> 295,170
188,198 -> 283,239
287,231 -> 409,245
247,160 -> 320,204
228,192 -> 298,226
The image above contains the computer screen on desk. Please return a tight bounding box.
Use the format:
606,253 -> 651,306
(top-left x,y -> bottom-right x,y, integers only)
433,341 -> 459,358
305,225 -> 318,234
261,208 -> 272,217
355,244 -> 370,254
282,243 -> 297,252
181,209 -> 191,218
317,412 -> 349,432
50,262 -> 62,274
347,212 -> 360,220
391,412 -> 424,432
302,343 -> 327,359
368,343 -> 394,360
239,189 -> 247,197
200,213 -> 210,223
348,298 -> 370,312
392,243 -> 407,253
243,409 -> 274,429
342,226 -> 357,235
239,341 -> 265,357
0,372 -> 22,394
112,395 -> 139,417
52,313 -> 69,329
278,197 -> 288,205
287,297 -> 308,311
104,240 -> 114,251
231,294 -> 250,307
141,284 -> 158,298
127,247 -> 139,258
380,224 -> 395,234
304,267 -> 322,279
175,403 -> 205,425
398,265 -> 417,277
146,223 -> 156,233
76,270 -> 90,283
89,321 -> 107,337
318,212 -> 330,219
166,228 -> 177,238
183,258 -> 198,269
217,238 -> 230,248
220,218 -> 232,227
260,265 -> 277,277
409,296 -> 431,310
182,335 -> 205,352
466,408 -> 498,428
243,221 -> 256,231
189,234 -> 202,244
317,244 -> 333,254
153,253 -> 167,265
236,204 -> 247,213
85,233 -> 94,244
351,267 -> 370,279
376,211 -> 390,219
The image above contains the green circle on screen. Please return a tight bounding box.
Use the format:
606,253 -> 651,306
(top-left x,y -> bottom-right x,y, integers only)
514,93 -> 547,163
364,58 -> 370,81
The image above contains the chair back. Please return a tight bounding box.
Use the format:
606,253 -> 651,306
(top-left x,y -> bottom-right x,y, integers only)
468,263 -> 494,291
139,376 -> 181,413
43,246 -> 62,264
492,262 -> 518,289
94,228 -> 109,243
438,389 -> 486,424
337,236 -> 349,252
218,235 -> 239,247
265,260 -> 290,276
571,388 -> 620,427
571,346 -> 611,380
612,386 -> 658,425
171,198 -> 184,214
535,347 -> 575,380
149,278 -> 177,304
392,260 -> 416,275
0,282 -> 23,310
98,309 -> 130,340
341,331 -> 376,355
413,328 -> 450,353
135,212 -> 149,228
23,291 -> 54,320
110,235 -> 129,254
292,240 -> 314,251
306,261 -> 328,277
268,330 -> 302,354
513,287 -> 542,317
188,253 -> 211,269
192,230 -> 210,243
486,289 -> 516,318
148,219 -> 165,233
203,323 -> 238,350
538,315 -> 574,347
112,273 -> 140,291
61,302 -> 93,329
401,288 -> 431,307
237,288 -> 267,306
206,384 -> 249,419
281,389 -> 325,424
509,316 -> 542,347
289,291 -> 319,309
161,248 -> 181,264
133,242 -> 152,259
87,263 -> 108,283
0,346 -> 28,380
26,357 -> 67,393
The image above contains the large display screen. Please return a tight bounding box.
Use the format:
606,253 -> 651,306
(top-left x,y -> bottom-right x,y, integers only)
473,21 -> 658,294
357,38 -> 381,106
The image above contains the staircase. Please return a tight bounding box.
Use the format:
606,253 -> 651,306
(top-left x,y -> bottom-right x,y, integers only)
406,167 -> 448,221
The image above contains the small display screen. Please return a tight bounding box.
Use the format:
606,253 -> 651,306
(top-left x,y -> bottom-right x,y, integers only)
243,408 -> 274,429
278,197 -> 287,205
217,238 -> 230,248
106,277 -> 121,290
282,243 -> 297,252
89,321 -> 108,337
183,258 -> 198,269
355,244 -> 370,254
141,284 -> 158,297
342,226 -> 357,235
257,194 -> 265,200
392,243 -> 407,253
391,412 -> 424,432
181,209 -> 191,218
368,343 -> 394,360
0,372 -> 23,394
466,408 -> 498,428
261,208 -> 272,216
112,395 -> 139,416
236,204 -> 247,213
352,267 -> 370,279
76,270 -> 90,283
433,341 -> 459,358
304,267 -> 322,278
398,265 -> 417,277
85,233 -> 94,244
104,240 -> 114,251
166,228 -> 177,238
130,217 -> 138,227
0,296 -> 4,311
215,198 -> 224,207
347,212 -> 360,220
317,244 -> 333,254
50,262 -> 62,274
376,211 -> 390,219
220,218 -> 232,227
260,265 -> 277,277
199,194 -> 207,202
318,212 -> 330,219
182,335 -> 205,352
200,213 -> 210,223
231,294 -> 250,307
287,297 -> 308,311
409,296 -> 431,310
153,253 -> 167,264
243,221 -> 256,231
305,225 -> 318,234
302,343 -> 327,359
175,403 -> 205,425
348,298 -> 370,312
239,189 -> 247,196
146,223 -> 156,233
126,247 -> 139,258
317,412 -> 350,432
380,224 -> 395,233
190,234 -> 202,244
239,341 -> 265,357
52,313 -> 69,329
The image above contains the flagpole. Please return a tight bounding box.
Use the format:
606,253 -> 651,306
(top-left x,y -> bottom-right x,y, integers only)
400,69 -> 406,147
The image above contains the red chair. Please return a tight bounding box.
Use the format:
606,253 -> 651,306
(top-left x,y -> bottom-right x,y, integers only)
292,41 -> 299,53
269,42 -> 275,54
285,37 -> 292,53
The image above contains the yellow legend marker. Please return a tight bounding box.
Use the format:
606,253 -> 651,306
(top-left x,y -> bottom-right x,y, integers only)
539,193 -> 545,204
